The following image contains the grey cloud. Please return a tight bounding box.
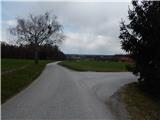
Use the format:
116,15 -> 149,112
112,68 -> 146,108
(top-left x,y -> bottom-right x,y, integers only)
60,32 -> 125,55
2,2 -> 131,54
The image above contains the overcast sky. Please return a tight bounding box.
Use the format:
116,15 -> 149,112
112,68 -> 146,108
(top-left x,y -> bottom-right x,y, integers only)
1,1 -> 131,55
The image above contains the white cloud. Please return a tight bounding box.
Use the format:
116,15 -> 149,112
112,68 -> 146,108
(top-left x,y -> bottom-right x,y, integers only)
2,20 -> 17,27
3,0 -> 131,2
6,20 -> 17,26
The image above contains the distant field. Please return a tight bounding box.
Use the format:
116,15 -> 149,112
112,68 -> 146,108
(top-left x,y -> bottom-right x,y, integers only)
59,60 -> 129,72
1,59 -> 52,103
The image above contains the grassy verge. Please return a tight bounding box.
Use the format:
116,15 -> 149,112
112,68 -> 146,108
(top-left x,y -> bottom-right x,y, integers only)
1,59 -> 33,73
1,59 -> 52,103
122,83 -> 160,120
59,60 -> 129,72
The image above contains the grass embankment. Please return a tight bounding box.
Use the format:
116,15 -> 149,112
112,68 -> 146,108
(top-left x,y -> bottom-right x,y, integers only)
122,83 -> 160,120
1,59 -> 52,103
59,60 -> 129,72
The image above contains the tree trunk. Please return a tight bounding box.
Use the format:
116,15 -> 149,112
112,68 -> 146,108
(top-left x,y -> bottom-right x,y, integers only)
34,50 -> 39,64
34,41 -> 39,64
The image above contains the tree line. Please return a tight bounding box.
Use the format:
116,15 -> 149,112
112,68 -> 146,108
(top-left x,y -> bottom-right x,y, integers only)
1,42 -> 66,60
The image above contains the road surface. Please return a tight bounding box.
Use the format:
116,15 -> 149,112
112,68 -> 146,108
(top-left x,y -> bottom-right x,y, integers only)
2,62 -> 136,120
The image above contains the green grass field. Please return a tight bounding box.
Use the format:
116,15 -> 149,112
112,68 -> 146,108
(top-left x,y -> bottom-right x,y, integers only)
123,83 -> 160,120
59,60 -> 129,72
2,59 -> 34,74
1,59 -> 52,103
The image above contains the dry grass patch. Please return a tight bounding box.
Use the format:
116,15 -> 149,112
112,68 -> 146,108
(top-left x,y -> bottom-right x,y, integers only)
122,83 -> 160,120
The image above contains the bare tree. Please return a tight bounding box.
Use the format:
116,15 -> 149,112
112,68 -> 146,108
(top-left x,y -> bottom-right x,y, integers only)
10,12 -> 65,64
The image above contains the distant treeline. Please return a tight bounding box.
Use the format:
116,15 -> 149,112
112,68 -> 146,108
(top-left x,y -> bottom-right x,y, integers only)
1,42 -> 66,60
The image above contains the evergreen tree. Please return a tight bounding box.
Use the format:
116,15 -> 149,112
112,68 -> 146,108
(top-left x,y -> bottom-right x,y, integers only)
119,1 -> 160,93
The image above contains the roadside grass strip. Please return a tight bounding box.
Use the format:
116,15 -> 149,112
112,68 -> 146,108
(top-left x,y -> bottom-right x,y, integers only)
1,59 -> 52,103
122,83 -> 160,120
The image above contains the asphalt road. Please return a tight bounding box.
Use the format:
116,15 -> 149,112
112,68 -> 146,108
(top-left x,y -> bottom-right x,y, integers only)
2,62 -> 136,120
